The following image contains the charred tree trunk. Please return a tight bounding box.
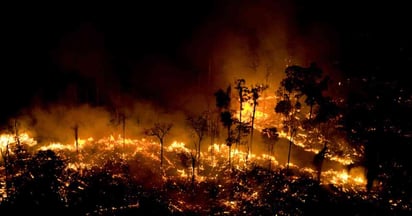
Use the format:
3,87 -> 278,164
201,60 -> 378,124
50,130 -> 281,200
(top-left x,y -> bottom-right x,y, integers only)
286,128 -> 296,173
250,102 -> 257,156
191,153 -> 196,186
74,124 -> 79,154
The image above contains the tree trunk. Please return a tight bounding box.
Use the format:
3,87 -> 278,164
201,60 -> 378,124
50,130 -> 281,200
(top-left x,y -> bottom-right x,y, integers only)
250,102 -> 257,156
160,139 -> 164,168
286,128 -> 295,172
192,154 -> 196,185
74,125 -> 79,154
238,100 -> 242,149
197,138 -> 201,175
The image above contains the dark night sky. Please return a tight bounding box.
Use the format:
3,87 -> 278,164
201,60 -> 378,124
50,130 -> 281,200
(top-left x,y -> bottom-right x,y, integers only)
2,0 -> 412,124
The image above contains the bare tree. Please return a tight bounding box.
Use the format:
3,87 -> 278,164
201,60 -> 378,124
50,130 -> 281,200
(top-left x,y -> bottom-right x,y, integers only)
275,93 -> 300,172
145,122 -> 173,168
187,112 -> 208,174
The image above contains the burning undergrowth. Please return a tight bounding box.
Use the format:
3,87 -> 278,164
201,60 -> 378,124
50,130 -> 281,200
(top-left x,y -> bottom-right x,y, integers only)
0,125 -> 409,215
0,91 -> 409,214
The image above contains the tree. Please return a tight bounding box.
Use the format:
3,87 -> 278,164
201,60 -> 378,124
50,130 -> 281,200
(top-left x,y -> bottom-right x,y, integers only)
186,112 -> 208,175
274,93 -> 300,172
110,111 -> 128,148
262,127 -> 279,170
281,63 -> 329,120
234,79 -> 249,149
205,109 -> 219,160
275,63 -> 332,172
144,122 -> 173,168
214,86 -> 235,168
249,84 -> 268,156
214,86 -> 231,111
73,124 -> 79,154
220,111 -> 235,168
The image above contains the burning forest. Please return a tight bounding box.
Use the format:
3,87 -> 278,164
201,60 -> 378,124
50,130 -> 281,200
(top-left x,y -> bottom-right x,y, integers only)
2,0 -> 412,215
1,68 -> 411,215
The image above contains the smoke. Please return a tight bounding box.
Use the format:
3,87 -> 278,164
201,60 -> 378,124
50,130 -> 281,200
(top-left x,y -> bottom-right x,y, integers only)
6,0 -> 342,153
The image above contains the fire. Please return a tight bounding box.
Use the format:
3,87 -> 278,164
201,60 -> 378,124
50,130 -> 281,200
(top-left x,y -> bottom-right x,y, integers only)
236,102 -> 269,125
323,169 -> 366,189
0,92 -> 373,212
0,132 -> 37,149
0,131 -> 366,189
0,128 -> 379,214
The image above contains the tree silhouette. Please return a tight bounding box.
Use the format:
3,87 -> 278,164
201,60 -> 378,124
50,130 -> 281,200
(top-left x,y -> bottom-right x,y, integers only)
274,93 -> 300,172
73,124 -> 79,154
249,84 -> 268,156
275,63 -> 333,173
187,112 -> 208,175
214,86 -> 235,168
234,79 -> 249,149
145,122 -> 173,168
220,111 -> 235,168
214,86 -> 231,111
281,63 -> 329,120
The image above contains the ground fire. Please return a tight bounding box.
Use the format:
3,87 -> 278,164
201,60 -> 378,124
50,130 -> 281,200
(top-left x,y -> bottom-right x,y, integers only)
1,86 -> 409,215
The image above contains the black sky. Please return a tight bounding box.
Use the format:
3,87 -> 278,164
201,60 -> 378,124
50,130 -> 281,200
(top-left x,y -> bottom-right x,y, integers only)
2,0 -> 412,124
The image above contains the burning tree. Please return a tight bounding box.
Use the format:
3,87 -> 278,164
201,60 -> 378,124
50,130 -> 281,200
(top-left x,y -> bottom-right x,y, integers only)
144,122 -> 173,168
